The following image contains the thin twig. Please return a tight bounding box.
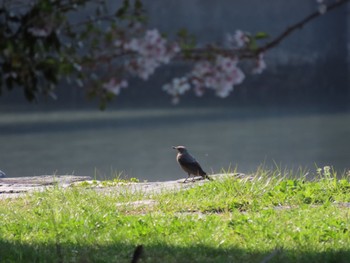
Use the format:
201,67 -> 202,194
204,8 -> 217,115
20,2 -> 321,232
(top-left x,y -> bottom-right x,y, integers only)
256,0 -> 350,54
178,0 -> 350,60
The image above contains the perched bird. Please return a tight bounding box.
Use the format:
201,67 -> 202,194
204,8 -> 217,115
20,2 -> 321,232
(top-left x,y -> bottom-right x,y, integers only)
172,146 -> 212,182
0,170 -> 5,178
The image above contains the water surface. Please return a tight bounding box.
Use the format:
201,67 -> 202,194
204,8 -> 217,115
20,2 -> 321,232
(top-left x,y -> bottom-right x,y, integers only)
0,107 -> 349,180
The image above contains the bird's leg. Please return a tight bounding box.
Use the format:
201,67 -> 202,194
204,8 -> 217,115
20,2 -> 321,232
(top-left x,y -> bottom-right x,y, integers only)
183,174 -> 190,183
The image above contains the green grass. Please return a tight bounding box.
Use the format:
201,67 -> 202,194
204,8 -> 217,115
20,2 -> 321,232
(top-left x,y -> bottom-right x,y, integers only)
1,167 -> 350,262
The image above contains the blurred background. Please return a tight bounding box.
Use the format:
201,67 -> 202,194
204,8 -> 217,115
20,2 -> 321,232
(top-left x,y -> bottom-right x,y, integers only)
0,0 -> 349,180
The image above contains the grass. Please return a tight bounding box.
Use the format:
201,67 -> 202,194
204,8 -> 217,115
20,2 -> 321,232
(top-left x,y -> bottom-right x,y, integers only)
0,167 -> 350,262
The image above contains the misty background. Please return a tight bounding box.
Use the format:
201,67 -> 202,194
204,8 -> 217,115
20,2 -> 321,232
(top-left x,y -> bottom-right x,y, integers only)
0,0 -> 349,180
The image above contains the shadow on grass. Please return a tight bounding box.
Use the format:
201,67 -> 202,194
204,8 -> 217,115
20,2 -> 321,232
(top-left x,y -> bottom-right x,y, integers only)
0,239 -> 349,263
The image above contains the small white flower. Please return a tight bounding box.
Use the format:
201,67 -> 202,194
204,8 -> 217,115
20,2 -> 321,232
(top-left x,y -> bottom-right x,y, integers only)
226,30 -> 249,49
318,4 -> 327,14
190,56 -> 245,98
162,77 -> 191,103
4,72 -> 17,79
252,53 -> 267,74
103,78 -> 128,95
27,27 -> 51,37
124,29 -> 180,80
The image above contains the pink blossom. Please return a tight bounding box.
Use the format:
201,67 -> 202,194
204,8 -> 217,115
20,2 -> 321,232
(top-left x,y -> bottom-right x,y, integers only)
191,56 -> 245,98
252,53 -> 266,74
103,78 -> 128,95
318,4 -> 327,14
27,27 -> 51,37
316,0 -> 327,14
162,77 -> 191,104
226,30 -> 249,49
194,85 -> 205,97
124,29 -> 180,80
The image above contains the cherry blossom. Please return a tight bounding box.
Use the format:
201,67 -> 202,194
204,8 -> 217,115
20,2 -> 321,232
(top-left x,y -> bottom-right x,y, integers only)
162,77 -> 191,104
191,56 -> 245,98
111,27 -> 267,101
252,53 -> 267,74
163,55 -> 245,102
318,4 -> 327,14
316,0 -> 327,14
102,78 -> 128,95
27,27 -> 52,37
124,29 -> 180,80
226,30 -> 249,49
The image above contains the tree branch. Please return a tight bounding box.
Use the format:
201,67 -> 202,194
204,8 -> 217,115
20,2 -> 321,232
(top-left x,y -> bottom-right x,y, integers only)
256,0 -> 350,54
176,0 -> 350,61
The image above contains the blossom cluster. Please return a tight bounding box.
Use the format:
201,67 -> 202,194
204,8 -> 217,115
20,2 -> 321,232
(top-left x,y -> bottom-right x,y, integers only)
102,78 -> 128,95
162,55 -> 246,103
102,28 -> 267,102
103,29 -> 180,94
192,56 -> 245,98
162,77 -> 191,104
124,29 -> 180,80
252,53 -> 266,74
226,30 -> 250,49
316,0 -> 327,14
27,27 -> 52,37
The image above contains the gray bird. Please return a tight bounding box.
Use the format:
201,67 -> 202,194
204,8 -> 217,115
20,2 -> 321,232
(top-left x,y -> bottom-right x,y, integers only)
173,146 -> 212,182
0,170 -> 6,178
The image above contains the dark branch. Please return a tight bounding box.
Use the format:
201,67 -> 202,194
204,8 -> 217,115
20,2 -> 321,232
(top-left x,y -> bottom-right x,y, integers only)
176,0 -> 350,61
256,0 -> 350,54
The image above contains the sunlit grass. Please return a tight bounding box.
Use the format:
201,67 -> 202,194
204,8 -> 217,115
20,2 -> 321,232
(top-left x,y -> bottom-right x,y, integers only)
0,167 -> 350,262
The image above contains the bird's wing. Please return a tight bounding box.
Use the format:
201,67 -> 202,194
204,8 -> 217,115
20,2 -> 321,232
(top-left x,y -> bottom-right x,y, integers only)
178,152 -> 197,163
178,154 -> 206,176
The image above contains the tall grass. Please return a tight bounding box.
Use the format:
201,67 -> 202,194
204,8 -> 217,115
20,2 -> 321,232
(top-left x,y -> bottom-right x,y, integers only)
0,167 -> 350,262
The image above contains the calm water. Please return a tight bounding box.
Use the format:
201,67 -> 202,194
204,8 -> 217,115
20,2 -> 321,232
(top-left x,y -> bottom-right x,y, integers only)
0,107 -> 349,181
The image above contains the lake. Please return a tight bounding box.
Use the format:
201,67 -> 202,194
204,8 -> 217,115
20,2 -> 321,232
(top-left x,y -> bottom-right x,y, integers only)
0,106 -> 349,181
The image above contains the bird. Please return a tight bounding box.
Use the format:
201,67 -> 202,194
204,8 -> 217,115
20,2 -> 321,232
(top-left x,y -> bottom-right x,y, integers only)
0,170 -> 6,178
172,146 -> 212,182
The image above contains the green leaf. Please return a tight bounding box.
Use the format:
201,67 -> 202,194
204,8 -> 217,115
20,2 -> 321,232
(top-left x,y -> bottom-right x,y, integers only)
177,28 -> 197,50
177,28 -> 189,39
135,0 -> 143,11
255,31 -> 269,40
116,0 -> 130,18
248,38 -> 258,51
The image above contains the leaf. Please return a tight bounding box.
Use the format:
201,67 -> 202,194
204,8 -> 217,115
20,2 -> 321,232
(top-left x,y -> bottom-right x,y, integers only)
135,0 -> 143,11
255,31 -> 269,40
177,28 -> 197,50
46,32 -> 61,50
248,38 -> 258,51
116,0 -> 130,18
177,28 -> 189,39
